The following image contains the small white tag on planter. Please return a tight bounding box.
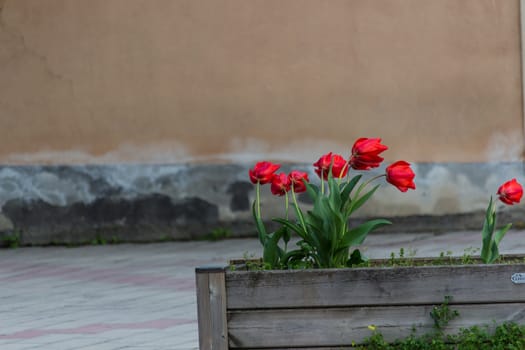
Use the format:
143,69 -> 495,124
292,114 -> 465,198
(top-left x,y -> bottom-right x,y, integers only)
511,273 -> 525,284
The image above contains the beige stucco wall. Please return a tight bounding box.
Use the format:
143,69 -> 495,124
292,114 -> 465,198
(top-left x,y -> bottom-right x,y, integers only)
0,0 -> 522,165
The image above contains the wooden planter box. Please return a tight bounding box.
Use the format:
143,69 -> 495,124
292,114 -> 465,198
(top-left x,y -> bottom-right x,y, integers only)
196,259 -> 525,350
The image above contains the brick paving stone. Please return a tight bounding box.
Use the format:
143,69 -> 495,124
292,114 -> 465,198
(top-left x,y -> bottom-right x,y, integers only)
1,232 -> 524,349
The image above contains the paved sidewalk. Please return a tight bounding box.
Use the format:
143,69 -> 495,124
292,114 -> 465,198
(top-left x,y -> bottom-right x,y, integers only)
1,230 -> 525,350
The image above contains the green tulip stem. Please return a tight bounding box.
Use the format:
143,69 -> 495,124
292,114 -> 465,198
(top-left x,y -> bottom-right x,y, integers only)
354,174 -> 385,199
284,191 -> 289,252
285,191 -> 289,220
256,181 -> 262,220
321,173 -> 325,195
338,161 -> 351,185
292,187 -> 308,234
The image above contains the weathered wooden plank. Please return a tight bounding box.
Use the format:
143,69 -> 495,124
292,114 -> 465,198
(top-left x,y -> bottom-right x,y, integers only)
226,263 -> 525,309
196,272 -> 212,349
196,267 -> 229,350
228,303 -> 525,348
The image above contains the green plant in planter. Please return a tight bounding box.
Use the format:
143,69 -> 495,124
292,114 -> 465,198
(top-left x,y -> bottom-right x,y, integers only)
429,296 -> 459,333
249,137 -> 416,269
249,138 -> 524,270
480,179 -> 523,263
360,323 -> 525,349
359,297 -> 525,349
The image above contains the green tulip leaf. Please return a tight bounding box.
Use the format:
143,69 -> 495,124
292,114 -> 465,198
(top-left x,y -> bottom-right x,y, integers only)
340,175 -> 362,207
282,225 -> 291,245
273,218 -> 307,241
328,176 -> 342,212
252,201 -> 267,245
305,181 -> 320,201
494,223 -> 512,245
344,219 -> 392,247
487,223 -> 512,263
347,184 -> 380,216
480,197 -> 496,263
263,231 -> 284,269
304,210 -> 324,234
282,249 -> 307,267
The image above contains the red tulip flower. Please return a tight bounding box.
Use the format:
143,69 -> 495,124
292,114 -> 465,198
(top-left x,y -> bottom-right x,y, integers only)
249,161 -> 281,184
271,173 -> 291,196
289,170 -> 309,193
349,138 -> 388,170
313,152 -> 349,180
386,161 -> 416,192
497,178 -> 523,205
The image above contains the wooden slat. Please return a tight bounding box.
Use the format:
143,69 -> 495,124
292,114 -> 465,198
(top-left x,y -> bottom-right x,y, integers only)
226,263 -> 525,309
196,272 -> 211,349
228,303 -> 525,348
196,267 -> 229,350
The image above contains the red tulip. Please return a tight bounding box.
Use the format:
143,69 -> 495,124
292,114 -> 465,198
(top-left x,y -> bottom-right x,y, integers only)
497,178 -> 523,205
313,152 -> 349,180
249,161 -> 280,184
386,161 -> 416,192
289,170 -> 309,193
349,138 -> 388,170
271,173 -> 291,196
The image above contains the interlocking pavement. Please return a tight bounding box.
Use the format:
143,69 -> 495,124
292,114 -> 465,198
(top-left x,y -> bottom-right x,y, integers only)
1,230 -> 524,349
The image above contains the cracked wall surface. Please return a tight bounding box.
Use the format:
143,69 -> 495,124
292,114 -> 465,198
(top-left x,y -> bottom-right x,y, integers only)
0,0 -> 523,164
0,162 -> 524,245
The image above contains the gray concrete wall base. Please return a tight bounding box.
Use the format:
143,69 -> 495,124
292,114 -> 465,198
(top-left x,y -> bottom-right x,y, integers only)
0,162 -> 522,246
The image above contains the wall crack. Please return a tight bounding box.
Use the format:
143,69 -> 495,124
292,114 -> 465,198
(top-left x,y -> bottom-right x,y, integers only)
0,0 -> 74,88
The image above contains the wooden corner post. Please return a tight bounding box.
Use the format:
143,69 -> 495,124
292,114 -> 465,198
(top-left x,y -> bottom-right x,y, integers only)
195,266 -> 229,350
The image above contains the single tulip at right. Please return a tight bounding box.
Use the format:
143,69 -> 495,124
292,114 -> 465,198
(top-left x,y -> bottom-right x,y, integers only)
497,178 -> 523,205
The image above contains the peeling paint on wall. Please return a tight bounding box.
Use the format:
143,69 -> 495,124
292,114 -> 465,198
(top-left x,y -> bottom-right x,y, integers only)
0,162 -> 523,245
3,133 -> 523,167
486,131 -> 524,162
2,139 -> 352,165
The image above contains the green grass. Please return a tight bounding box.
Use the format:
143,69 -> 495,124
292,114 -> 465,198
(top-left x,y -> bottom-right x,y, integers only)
358,322 -> 525,349
358,298 -> 525,349
1,231 -> 20,248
